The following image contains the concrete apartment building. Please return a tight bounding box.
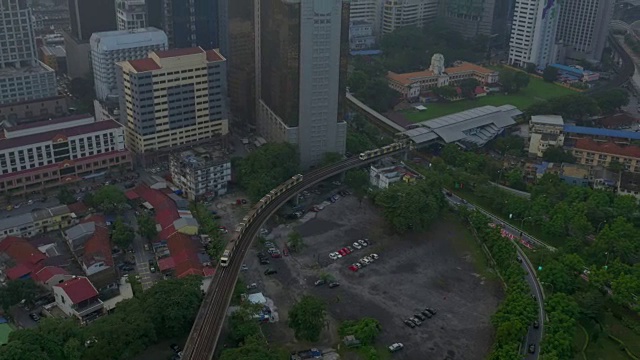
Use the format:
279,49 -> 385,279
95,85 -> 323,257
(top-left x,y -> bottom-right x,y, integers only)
116,0 -> 147,31
0,96 -> 69,124
508,0 -> 562,68
0,204 -> 74,239
256,0 -> 348,168
381,0 -> 439,34
349,0 -> 382,45
0,115 -> 132,196
0,0 -> 57,105
556,0 -> 614,63
90,28 -> 168,102
528,115 -> 565,157
117,47 -> 228,163
169,148 -> 231,200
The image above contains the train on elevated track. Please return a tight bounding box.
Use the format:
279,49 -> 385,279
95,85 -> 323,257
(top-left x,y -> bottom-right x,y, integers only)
219,140 -> 412,266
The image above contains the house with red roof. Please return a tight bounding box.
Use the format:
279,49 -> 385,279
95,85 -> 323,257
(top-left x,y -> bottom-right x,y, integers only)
0,236 -> 46,280
53,276 -> 104,324
32,266 -> 72,289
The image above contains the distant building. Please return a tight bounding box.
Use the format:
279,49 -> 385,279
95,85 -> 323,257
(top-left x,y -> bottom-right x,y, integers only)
572,138 -> 640,173
350,0 -> 383,35
0,205 -> 75,239
618,171 -> 640,199
528,115 -> 565,157
549,64 -> 600,83
555,0 -> 614,63
0,96 -> 69,124
39,46 -> 67,74
115,0 -> 147,31
169,148 -> 231,201
369,163 -> 422,189
90,28 -> 168,102
595,113 -> 638,130
386,54 -> 499,99
0,116 -> 132,197
116,47 -> 228,164
61,31 -> 91,79
53,276 -> 104,324
508,0 -> 562,68
148,0 -> 220,49
557,163 -> 590,187
350,20 -> 376,50
67,0 -> 116,41
381,0 -> 439,34
563,125 -> 640,146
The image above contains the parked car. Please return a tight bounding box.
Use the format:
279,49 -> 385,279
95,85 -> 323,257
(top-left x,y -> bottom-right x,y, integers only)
358,239 -> 368,247
264,268 -> 277,275
314,279 -> 326,286
29,313 -> 40,322
148,259 -> 156,273
424,308 -> 437,316
528,344 -> 536,354
353,242 -> 362,250
414,313 -> 426,321
348,265 -> 359,272
329,252 -> 340,260
420,310 -> 433,318
409,317 -> 422,326
170,343 -> 182,353
388,343 -> 404,353
241,264 -> 249,271
247,283 -> 257,290
403,319 -> 415,328
328,282 -> 340,288
260,259 -> 270,265
370,253 -> 379,260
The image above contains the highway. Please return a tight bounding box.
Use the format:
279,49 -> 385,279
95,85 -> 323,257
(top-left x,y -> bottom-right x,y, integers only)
446,193 -> 545,360
182,152 -> 405,360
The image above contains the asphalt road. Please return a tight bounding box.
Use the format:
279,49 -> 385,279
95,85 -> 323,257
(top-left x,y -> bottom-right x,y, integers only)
445,192 -> 544,360
128,210 -> 157,290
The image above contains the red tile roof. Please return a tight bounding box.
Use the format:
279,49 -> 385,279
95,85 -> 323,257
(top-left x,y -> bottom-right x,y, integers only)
155,47 -> 203,58
167,233 -> 203,278
0,119 -> 122,151
574,138 -> 640,158
5,114 -> 93,132
0,236 -> 46,266
133,184 -> 179,234
125,190 -> 140,200
157,256 -> 175,271
67,202 -> 89,216
128,58 -> 161,72
54,276 -> 98,304
203,267 -> 216,277
82,220 -> 114,269
6,263 -> 33,280
205,49 -> 224,62
33,266 -> 69,283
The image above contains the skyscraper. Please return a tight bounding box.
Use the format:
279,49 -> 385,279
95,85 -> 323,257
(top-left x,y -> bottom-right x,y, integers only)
556,0 -> 614,63
256,0 -> 348,168
152,0 -> 220,49
508,0 -> 561,68
68,0 -> 117,41
440,0 -> 497,39
0,0 -> 57,105
381,0 -> 438,34
116,0 -> 147,31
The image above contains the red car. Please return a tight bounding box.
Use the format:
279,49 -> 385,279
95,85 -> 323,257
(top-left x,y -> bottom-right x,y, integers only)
348,265 -> 359,272
338,249 -> 347,256
342,247 -> 351,255
283,247 -> 289,256
270,252 -> 282,258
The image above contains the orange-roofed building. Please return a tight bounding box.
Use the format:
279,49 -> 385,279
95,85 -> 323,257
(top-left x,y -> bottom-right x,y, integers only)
386,54 -> 499,99
0,236 -> 46,280
572,139 -> 640,172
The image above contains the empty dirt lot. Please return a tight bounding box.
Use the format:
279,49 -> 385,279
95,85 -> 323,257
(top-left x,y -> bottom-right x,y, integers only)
242,194 -> 503,360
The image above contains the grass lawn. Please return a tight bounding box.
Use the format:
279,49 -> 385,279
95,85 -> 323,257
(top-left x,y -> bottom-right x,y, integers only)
577,313 -> 640,360
401,75 -> 576,123
0,323 -> 14,345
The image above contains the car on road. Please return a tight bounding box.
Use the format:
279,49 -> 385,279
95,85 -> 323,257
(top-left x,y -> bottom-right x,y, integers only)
388,343 -> 404,352
328,282 -> 340,288
516,256 -> 523,263
403,319 -> 415,328
241,264 -> 249,271
143,243 -> 150,251
528,344 -> 536,354
283,247 -> 289,256
409,317 -> 422,326
170,343 -> 182,353
533,320 -> 539,329
424,308 -> 437,316
148,259 -> 156,273
314,279 -> 326,286
264,268 -> 277,275
29,313 -> 40,322
358,239 -> 368,247
353,242 -> 362,250
414,313 -> 426,321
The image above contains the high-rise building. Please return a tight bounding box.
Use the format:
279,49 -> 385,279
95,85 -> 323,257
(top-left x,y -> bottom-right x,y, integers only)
508,0 -> 562,68
350,0 -> 383,36
556,0 -> 614,63
68,0 -> 117,41
440,0 -> 497,39
150,0 -> 220,49
116,47 -> 228,163
116,0 -> 147,31
256,0 -> 349,168
381,0 -> 438,34
0,0 -> 57,105
90,28 -> 168,102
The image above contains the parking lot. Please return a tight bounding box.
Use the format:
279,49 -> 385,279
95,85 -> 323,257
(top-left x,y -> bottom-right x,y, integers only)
242,194 -> 503,360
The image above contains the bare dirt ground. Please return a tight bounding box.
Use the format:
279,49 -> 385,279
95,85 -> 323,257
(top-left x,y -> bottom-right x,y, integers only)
240,195 -> 504,360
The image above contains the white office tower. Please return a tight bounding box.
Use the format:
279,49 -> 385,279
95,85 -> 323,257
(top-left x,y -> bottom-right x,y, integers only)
116,0 -> 147,31
508,0 -> 562,68
381,0 -> 439,34
350,0 -> 383,35
0,0 -> 57,105
90,27 -> 168,102
556,0 -> 614,63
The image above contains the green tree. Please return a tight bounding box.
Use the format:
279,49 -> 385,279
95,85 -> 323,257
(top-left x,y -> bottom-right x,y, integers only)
432,85 -> 459,100
500,69 -> 530,93
338,318 -> 381,345
374,180 -> 446,233
320,152 -> 343,167
594,88 -> 630,115
0,279 -> 40,312
87,185 -> 127,213
287,231 -> 305,252
458,78 -> 480,98
56,187 -> 76,205
346,131 -> 376,155
525,63 -> 537,73
111,217 -> 135,249
288,295 -> 326,342
136,213 -> 157,240
490,135 -> 525,156
220,334 -> 288,360
236,143 -> 300,201
344,169 -> 370,199
542,66 -> 559,82
542,147 -> 576,163
227,303 -> 264,346
347,70 -> 369,93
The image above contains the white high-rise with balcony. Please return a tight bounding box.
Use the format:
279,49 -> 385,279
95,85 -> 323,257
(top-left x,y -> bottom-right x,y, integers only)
381,0 -> 438,34
116,0 -> 147,31
508,0 -> 562,68
90,27 -> 167,102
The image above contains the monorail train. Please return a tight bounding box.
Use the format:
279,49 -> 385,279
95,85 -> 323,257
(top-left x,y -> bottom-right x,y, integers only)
219,174 -> 304,267
358,140 -> 413,160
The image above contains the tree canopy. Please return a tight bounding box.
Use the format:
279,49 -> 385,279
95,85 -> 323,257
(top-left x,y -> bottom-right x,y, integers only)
136,213 -> 157,240
500,69 -> 530,94
593,88 -> 630,115
542,147 -> 576,163
85,185 -> 127,213
338,318 -> 381,345
56,187 -> 76,205
542,66 -> 559,82
111,217 -> 135,249
0,279 -> 40,312
526,94 -> 600,120
236,143 -> 300,201
288,295 -> 326,342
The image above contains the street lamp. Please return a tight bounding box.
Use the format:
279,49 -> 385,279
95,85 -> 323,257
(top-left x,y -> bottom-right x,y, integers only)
597,220 -> 607,233
604,252 -> 610,270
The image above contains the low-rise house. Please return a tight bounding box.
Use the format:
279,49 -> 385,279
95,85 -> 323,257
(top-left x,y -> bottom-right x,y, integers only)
0,205 -> 75,239
0,235 -> 47,280
53,276 -> 104,324
369,164 -> 423,189
528,115 -> 565,157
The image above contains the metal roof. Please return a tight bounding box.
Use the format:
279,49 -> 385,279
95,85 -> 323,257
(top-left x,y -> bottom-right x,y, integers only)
563,125 -> 640,140
531,115 -> 564,126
